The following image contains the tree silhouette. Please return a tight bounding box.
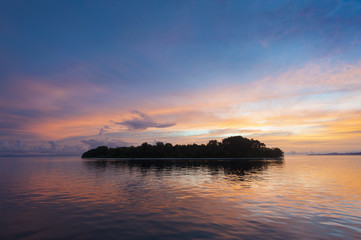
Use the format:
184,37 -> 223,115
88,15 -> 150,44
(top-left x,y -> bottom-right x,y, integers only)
81,136 -> 284,158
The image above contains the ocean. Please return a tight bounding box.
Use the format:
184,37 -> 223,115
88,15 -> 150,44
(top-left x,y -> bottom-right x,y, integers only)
0,155 -> 360,239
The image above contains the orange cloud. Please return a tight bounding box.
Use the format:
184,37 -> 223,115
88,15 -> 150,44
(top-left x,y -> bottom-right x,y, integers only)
3,61 -> 361,153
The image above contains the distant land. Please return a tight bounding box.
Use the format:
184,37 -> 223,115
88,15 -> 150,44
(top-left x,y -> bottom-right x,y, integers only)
82,136 -> 284,159
309,152 -> 361,156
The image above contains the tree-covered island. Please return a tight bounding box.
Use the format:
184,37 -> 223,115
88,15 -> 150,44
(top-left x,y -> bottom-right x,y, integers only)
82,136 -> 283,158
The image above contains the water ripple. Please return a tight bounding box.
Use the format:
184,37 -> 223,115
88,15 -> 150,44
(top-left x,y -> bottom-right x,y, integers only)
0,156 -> 360,239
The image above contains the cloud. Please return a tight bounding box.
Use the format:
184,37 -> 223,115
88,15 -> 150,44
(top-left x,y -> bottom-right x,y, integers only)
0,140 -> 30,153
208,128 -> 257,135
36,141 -> 84,155
81,138 -> 130,149
116,110 -> 176,130
0,140 -> 9,151
48,141 -> 57,152
81,139 -> 107,149
98,128 -> 106,136
0,139 -> 85,156
1,60 -> 361,154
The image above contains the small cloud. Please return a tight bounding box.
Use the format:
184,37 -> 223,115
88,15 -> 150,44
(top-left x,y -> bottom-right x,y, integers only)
0,139 -> 84,156
81,139 -> 106,149
37,141 -> 84,155
81,138 -> 129,149
0,140 -> 10,151
59,145 -> 85,155
15,139 -> 27,151
48,141 -> 57,152
106,139 -> 130,148
116,110 -> 176,130
98,128 -> 106,136
0,140 -> 28,153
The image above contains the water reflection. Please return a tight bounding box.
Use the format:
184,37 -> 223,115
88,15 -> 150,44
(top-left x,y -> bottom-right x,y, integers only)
1,156 -> 360,240
83,158 -> 284,181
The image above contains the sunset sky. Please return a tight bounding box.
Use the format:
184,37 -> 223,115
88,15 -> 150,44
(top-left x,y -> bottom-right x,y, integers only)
1,0 -> 361,155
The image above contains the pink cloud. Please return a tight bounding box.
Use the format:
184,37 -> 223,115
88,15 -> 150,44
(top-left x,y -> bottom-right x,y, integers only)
2,60 -> 361,154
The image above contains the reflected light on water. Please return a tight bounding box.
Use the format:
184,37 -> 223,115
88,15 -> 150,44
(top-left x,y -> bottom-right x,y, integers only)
0,156 -> 360,239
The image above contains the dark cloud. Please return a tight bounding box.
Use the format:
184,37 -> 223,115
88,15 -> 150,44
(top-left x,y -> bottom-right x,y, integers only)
0,140 -> 9,151
116,110 -> 175,130
0,139 -> 85,156
35,141 -> 84,155
0,140 -> 33,154
0,140 -> 31,154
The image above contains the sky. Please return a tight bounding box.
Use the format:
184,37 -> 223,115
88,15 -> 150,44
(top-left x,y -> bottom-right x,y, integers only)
1,0 -> 361,155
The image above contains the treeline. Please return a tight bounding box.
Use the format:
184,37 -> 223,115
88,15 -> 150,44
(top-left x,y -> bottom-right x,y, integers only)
82,136 -> 283,158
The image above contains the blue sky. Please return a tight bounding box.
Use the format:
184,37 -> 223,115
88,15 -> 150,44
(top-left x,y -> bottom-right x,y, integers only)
1,0 -> 361,155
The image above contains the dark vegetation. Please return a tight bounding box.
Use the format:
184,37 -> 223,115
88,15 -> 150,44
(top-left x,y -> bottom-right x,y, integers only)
82,136 -> 283,158
309,152 -> 361,155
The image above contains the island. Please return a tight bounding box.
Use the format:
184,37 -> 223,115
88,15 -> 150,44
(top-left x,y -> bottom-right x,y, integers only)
309,152 -> 361,156
82,136 -> 284,159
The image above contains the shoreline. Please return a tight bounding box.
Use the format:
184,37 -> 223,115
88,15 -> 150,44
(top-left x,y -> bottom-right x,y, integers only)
82,157 -> 283,160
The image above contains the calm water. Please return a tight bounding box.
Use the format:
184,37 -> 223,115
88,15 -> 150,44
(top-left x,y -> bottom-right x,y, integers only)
0,156 -> 360,239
